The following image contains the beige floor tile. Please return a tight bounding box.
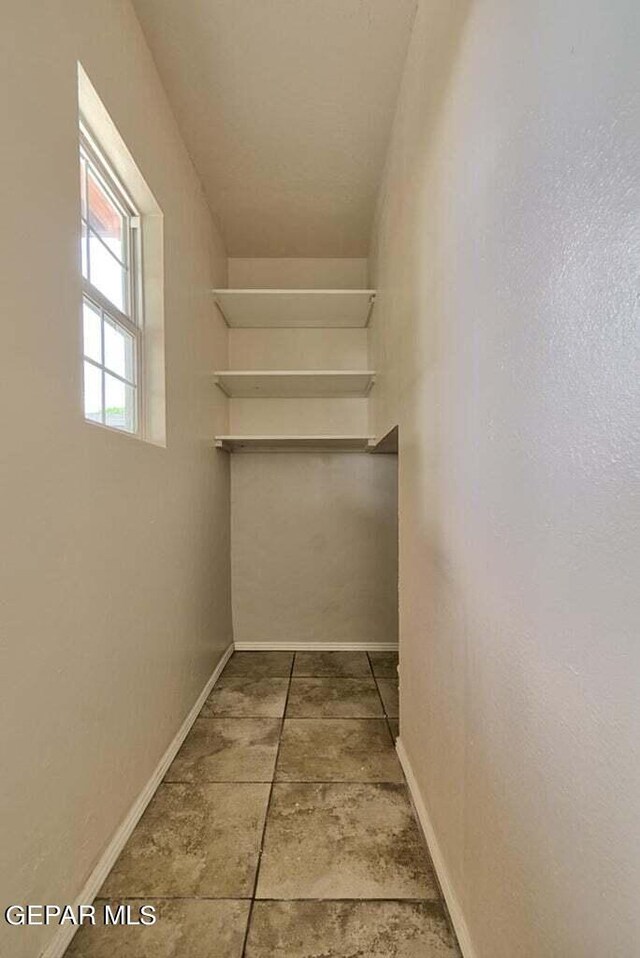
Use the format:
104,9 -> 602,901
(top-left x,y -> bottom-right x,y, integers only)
222,651 -> 293,678
369,650 -> 399,677
201,677 -> 289,718
286,678 -> 383,718
100,783 -> 269,898
245,901 -> 460,958
255,783 -> 438,900
388,717 -> 400,739
377,677 -> 400,717
293,650 -> 370,677
276,719 -> 402,782
165,718 -> 280,782
65,899 -> 250,958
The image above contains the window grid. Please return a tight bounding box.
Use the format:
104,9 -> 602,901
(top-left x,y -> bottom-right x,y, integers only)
80,127 -> 142,436
80,159 -> 130,311
82,295 -> 138,434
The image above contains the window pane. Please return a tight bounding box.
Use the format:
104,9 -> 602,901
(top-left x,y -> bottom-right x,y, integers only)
83,300 -> 102,363
83,361 -> 103,423
80,155 -> 87,220
89,230 -> 126,312
104,316 -> 135,382
80,221 -> 89,279
87,168 -> 124,262
105,373 -> 136,433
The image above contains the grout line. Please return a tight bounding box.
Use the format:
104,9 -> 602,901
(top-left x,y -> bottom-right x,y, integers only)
364,659 -> 448,919
289,675 -> 378,681
239,652 -> 296,957
89,656 -> 448,950
277,713 -> 384,720
194,715 -> 390,721
188,715 -> 284,721
251,896 -> 443,904
217,675 -> 292,679
367,651 -> 397,744
79,655 -> 440,955
247,896 -> 446,904
400,775 -> 449,914
298,717 -> 388,724
161,779 -> 405,785
384,715 -> 398,743
93,895 -> 443,904
365,652 -> 376,679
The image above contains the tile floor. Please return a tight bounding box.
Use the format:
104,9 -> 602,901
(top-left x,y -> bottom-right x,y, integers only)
66,650 -> 460,957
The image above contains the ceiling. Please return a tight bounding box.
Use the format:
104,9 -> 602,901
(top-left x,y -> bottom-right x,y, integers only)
131,0 -> 417,257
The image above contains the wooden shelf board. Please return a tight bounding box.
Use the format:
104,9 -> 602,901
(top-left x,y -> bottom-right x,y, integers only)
214,370 -> 375,398
212,289 -> 376,328
370,425 -> 399,454
215,435 -> 374,452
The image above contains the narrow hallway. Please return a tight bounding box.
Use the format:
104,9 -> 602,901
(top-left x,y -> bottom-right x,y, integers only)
4,3 -> 639,956
65,651 -> 460,957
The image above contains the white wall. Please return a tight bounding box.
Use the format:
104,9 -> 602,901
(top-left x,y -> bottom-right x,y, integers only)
227,321 -> 370,437
0,3 -> 230,956
225,258 -> 372,437
231,453 -> 398,648
229,398 -> 370,437
371,1 -> 640,956
229,328 -> 369,371
228,257 -> 369,289
227,256 -> 397,650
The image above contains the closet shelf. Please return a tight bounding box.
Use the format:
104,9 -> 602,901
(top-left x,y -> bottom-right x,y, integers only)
213,370 -> 375,398
215,435 -> 375,452
211,289 -> 376,328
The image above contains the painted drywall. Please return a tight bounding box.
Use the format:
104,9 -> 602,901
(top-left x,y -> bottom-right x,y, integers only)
228,256 -> 397,648
229,328 -> 369,371
227,323 -> 370,435
129,0 -> 418,256
228,257 -> 369,289
370,1 -> 640,956
0,3 -> 230,956
231,453 -> 398,647
228,398 -> 370,437
225,258 -> 372,437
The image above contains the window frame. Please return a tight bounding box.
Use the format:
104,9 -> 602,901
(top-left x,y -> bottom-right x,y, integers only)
79,123 -> 144,436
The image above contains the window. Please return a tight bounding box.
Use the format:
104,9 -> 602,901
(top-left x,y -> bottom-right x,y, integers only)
80,128 -> 142,434
78,63 -> 165,446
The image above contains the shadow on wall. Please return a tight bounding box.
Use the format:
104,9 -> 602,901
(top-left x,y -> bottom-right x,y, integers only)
230,452 -> 399,647
369,0 -> 640,956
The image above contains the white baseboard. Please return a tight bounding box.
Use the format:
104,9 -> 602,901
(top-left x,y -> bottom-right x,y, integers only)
396,738 -> 477,958
40,642 -> 234,958
234,641 -> 399,652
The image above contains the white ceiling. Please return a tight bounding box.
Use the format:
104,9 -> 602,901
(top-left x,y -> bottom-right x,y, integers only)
131,0 -> 417,257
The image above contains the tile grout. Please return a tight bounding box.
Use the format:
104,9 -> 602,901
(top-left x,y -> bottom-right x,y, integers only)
364,654 -> 445,906
366,655 -> 449,917
195,715 -> 393,720
217,679 -> 396,684
162,780 -> 406,785
367,650 -> 399,742
78,653 -> 453,958
93,895 -> 445,904
239,651 -> 296,958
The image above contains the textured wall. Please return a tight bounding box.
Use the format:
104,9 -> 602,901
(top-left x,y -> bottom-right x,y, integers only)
228,257 -> 369,289
231,453 -> 398,647
129,0 -> 418,255
371,1 -> 640,955
0,3 -> 231,956
229,328 -> 369,372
